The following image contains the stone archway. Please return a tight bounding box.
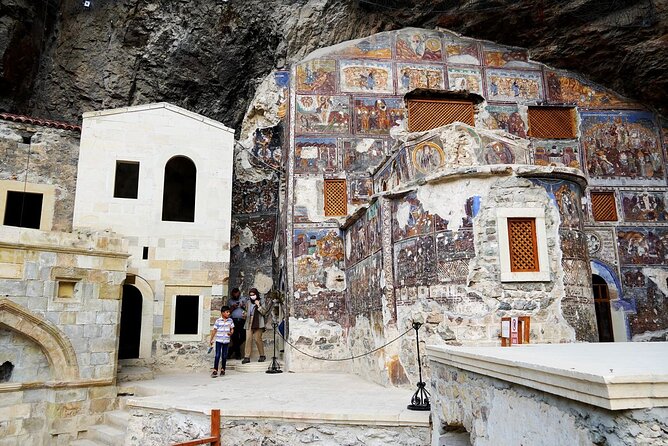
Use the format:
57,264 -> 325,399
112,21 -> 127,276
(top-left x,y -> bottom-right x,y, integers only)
0,299 -> 79,381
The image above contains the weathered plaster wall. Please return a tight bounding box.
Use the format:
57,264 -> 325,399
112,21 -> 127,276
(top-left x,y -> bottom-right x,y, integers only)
124,408 -> 429,446
430,361 -> 668,446
0,226 -> 127,444
282,27 -> 667,380
0,119 -> 81,231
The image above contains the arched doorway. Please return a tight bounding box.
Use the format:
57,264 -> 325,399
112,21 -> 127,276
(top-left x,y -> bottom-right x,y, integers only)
592,274 -> 614,342
162,155 -> 197,222
118,284 -> 142,359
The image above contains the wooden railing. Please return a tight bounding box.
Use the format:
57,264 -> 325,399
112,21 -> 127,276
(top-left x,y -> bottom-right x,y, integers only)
172,409 -> 220,446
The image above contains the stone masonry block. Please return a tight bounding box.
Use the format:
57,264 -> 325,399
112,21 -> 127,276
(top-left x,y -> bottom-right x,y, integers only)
24,262 -> 39,280
54,389 -> 88,403
95,312 -> 117,325
90,352 -> 110,365
76,311 -> 96,325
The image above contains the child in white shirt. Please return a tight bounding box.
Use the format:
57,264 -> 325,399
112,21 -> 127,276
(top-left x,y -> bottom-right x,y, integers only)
209,306 -> 234,377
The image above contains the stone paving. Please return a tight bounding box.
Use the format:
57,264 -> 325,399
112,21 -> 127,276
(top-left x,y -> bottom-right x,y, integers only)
126,370 -> 430,427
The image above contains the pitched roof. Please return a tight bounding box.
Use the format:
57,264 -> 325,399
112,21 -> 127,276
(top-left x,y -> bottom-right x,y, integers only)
0,112 -> 81,132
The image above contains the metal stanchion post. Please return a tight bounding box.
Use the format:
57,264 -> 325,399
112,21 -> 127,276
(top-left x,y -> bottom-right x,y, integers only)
407,321 -> 430,411
266,320 -> 283,374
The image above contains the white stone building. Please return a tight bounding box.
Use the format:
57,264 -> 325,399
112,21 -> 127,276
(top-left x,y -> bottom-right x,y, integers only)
73,103 -> 235,366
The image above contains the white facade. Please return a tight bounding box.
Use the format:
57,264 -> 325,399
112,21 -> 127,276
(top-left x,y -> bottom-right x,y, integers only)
73,103 -> 235,361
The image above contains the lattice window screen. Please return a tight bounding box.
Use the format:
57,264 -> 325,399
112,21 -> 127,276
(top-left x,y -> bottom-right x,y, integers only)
407,99 -> 474,132
324,179 -> 347,216
591,192 -> 618,221
507,218 -> 539,272
527,107 -> 577,139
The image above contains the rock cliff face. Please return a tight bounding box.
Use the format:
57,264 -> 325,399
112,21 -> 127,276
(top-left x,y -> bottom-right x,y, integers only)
0,0 -> 666,127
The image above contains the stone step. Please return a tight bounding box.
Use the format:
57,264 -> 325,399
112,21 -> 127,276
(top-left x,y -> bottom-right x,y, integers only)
118,365 -> 154,382
87,423 -> 126,445
70,440 -> 103,446
105,410 -> 131,429
119,358 -> 154,367
235,359 -> 282,373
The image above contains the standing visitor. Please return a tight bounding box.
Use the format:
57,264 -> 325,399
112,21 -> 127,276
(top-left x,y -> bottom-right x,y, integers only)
241,288 -> 270,364
209,306 -> 234,377
228,288 -> 247,359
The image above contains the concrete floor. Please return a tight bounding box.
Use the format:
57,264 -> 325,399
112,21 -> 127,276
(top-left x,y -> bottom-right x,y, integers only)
124,370 -> 430,427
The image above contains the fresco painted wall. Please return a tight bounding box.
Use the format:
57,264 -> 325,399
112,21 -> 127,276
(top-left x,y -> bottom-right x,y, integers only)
285,27 -> 668,380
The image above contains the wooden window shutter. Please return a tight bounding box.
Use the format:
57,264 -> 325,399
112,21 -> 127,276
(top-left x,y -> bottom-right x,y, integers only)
590,192 -> 618,222
507,218 -> 539,272
407,99 -> 474,132
324,179 -> 347,216
527,107 -> 576,139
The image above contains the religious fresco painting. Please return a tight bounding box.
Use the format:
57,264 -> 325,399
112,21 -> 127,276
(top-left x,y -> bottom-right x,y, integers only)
394,235 -> 437,287
396,29 -> 443,61
251,124 -> 284,169
531,179 -> 583,229
392,192 -> 434,241
293,228 -> 345,291
339,61 -> 394,94
447,67 -> 483,93
332,33 -> 392,59
294,137 -> 338,173
295,95 -> 350,134
349,177 -> 374,204
483,105 -> 527,138
483,45 -> 531,68
275,71 -> 290,119
354,97 -> 405,135
486,69 -> 544,101
580,111 -> 663,184
232,179 -> 278,214
443,33 -> 480,65
621,267 -> 668,337
545,70 -> 635,109
532,140 -> 581,169
296,60 -> 337,94
396,63 -> 445,93
347,201 -> 382,266
411,140 -> 445,174
621,191 -> 668,222
341,138 -> 386,172
347,252 -> 383,316
481,140 -> 516,165
617,228 -> 668,265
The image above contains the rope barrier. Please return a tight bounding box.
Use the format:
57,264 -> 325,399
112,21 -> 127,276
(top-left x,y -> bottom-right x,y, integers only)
278,327 -> 413,362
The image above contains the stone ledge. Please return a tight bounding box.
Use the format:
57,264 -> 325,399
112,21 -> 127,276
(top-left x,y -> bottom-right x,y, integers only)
426,342 -> 668,410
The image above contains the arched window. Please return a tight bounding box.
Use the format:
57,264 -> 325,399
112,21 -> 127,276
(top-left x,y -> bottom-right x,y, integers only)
162,156 -> 196,222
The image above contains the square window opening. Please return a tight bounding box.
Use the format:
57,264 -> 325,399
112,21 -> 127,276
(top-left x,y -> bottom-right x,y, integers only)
3,191 -> 43,229
174,295 -> 200,335
527,107 -> 577,139
591,192 -> 618,222
407,98 -> 474,132
114,161 -> 140,199
57,280 -> 78,299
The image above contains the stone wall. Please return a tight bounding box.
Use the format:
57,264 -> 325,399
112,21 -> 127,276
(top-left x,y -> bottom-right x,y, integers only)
0,226 -> 127,444
0,118 -> 81,231
124,408 -> 429,446
430,360 -> 668,446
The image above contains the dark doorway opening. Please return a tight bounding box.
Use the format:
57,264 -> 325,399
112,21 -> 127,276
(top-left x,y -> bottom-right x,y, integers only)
174,295 -> 199,335
592,274 -> 614,342
118,284 -> 142,359
3,191 -> 43,229
162,156 -> 196,222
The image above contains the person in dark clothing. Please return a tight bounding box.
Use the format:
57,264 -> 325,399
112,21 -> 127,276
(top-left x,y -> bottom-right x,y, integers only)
227,288 -> 247,359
